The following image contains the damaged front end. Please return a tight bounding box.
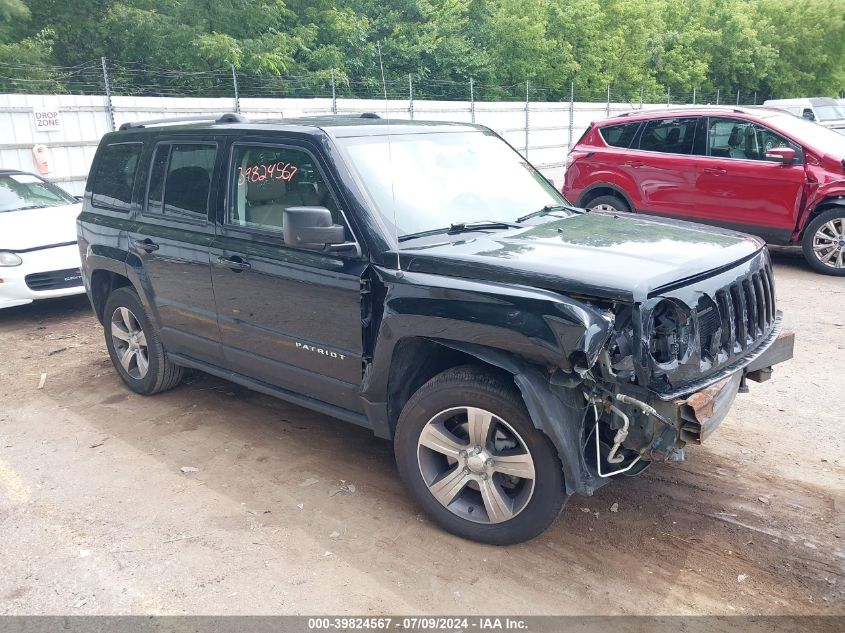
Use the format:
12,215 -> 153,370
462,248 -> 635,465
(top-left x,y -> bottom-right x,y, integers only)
578,248 -> 794,485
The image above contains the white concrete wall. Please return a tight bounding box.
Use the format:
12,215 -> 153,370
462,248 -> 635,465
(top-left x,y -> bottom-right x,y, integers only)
0,93 -> 674,195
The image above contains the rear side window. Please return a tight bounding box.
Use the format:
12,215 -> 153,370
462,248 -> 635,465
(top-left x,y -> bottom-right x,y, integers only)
599,122 -> 641,148
91,143 -> 143,212
638,117 -> 698,154
146,143 -> 216,221
228,144 -> 341,233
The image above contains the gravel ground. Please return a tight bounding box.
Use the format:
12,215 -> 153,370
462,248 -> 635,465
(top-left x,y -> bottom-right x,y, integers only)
0,247 -> 842,616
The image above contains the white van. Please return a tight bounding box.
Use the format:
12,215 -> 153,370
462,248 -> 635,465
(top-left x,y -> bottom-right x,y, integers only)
763,97 -> 845,135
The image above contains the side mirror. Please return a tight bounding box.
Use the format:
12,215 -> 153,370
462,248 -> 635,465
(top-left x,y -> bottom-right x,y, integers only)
765,147 -> 797,164
283,206 -> 347,250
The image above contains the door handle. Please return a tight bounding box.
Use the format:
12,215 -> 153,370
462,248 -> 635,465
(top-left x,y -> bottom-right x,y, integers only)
215,255 -> 251,271
702,167 -> 727,175
624,160 -> 644,168
129,237 -> 160,253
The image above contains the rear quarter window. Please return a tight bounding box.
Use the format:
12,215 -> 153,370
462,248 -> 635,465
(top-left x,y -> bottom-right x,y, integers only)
598,122 -> 641,148
91,142 -> 143,212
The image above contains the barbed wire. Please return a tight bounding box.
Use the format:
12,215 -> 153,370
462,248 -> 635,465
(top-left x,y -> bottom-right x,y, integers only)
0,60 -> 777,105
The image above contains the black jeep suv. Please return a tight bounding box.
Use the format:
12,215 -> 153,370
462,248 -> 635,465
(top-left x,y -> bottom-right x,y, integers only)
78,113 -> 793,544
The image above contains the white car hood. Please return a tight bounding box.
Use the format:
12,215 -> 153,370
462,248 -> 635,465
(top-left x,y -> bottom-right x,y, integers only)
0,203 -> 82,251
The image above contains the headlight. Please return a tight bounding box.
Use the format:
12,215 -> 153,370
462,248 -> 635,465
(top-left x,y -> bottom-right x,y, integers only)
0,252 -> 22,267
649,300 -> 693,365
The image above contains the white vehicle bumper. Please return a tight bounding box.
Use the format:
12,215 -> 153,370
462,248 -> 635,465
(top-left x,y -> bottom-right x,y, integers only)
0,243 -> 85,309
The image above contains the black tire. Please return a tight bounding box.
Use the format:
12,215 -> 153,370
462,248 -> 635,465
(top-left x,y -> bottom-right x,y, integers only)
584,193 -> 630,213
801,208 -> 845,276
394,366 -> 565,545
103,287 -> 184,395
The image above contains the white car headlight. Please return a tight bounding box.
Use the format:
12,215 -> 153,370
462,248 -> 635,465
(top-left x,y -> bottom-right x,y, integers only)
0,251 -> 23,266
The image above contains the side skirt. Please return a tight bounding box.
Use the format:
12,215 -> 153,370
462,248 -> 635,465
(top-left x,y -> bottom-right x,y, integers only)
168,352 -> 372,431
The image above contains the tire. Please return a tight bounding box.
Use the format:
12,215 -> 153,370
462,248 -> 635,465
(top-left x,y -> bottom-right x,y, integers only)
585,193 -> 630,213
103,287 -> 184,395
801,208 -> 845,276
394,366 -> 565,545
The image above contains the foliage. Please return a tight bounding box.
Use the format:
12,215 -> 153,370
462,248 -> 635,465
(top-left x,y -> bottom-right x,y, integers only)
1,0 -> 843,99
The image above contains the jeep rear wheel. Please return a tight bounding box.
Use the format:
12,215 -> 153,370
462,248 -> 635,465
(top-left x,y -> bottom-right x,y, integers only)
585,193 -> 630,213
802,208 -> 845,276
394,366 -> 565,545
103,287 -> 184,394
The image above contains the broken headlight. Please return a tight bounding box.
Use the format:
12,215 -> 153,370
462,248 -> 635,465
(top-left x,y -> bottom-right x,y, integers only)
649,300 -> 693,366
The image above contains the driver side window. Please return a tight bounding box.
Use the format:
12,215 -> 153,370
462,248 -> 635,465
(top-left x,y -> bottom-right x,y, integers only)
228,144 -> 345,234
707,118 -> 801,162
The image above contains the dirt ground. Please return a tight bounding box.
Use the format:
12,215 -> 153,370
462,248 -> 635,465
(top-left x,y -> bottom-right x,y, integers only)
0,247 -> 843,616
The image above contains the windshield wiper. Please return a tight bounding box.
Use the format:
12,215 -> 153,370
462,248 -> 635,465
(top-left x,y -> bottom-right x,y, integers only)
516,203 -> 581,223
399,220 -> 523,242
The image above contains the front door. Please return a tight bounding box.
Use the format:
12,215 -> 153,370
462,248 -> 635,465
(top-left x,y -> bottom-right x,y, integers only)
209,139 -> 367,413
128,140 -> 222,363
691,117 -> 806,241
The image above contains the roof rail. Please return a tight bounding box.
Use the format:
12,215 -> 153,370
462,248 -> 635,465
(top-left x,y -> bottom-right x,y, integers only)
118,112 -> 249,130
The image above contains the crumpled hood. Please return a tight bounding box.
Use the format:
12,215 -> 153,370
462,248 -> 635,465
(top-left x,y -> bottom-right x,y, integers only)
0,203 -> 81,251
401,211 -> 764,302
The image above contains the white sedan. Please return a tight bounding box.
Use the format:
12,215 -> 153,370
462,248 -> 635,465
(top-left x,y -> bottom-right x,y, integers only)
0,170 -> 85,309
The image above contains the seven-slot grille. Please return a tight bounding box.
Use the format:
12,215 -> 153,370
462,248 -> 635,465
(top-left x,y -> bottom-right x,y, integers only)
24,268 -> 83,291
698,260 -> 775,362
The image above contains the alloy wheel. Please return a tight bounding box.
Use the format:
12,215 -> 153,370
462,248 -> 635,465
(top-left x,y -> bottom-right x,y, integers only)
416,406 -> 536,524
812,218 -> 845,269
110,307 -> 150,379
591,203 -> 619,212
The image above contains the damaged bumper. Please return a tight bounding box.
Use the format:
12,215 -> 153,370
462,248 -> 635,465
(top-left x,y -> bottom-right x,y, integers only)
665,327 -> 795,445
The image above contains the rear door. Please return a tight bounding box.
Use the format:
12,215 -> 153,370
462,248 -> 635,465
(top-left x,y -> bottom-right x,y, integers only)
128,139 -> 223,363
209,137 -> 367,414
621,116 -> 702,217
690,117 -> 806,240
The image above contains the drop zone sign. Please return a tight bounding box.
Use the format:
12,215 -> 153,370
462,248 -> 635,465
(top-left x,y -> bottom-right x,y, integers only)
34,110 -> 62,132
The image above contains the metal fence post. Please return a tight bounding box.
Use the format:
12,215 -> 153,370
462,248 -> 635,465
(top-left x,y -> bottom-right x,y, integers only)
524,80 -> 530,158
736,89 -> 740,105
331,69 -> 337,114
408,73 -> 414,120
469,77 -> 475,123
667,86 -> 671,106
716,88 -> 720,105
692,87 -> 696,105
568,81 -> 574,150
231,65 -> 240,114
753,91 -> 757,106
639,86 -> 643,109
606,84 -> 611,117
101,56 -> 115,131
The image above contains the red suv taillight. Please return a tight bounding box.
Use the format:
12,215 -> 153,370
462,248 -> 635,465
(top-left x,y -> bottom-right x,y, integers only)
565,150 -> 592,171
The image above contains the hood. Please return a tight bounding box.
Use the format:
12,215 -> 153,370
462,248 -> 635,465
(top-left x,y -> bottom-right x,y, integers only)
0,203 -> 81,251
401,211 -> 764,302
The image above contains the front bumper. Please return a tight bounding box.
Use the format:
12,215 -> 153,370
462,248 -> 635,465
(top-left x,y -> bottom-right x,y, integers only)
671,328 -> 795,444
0,244 -> 85,309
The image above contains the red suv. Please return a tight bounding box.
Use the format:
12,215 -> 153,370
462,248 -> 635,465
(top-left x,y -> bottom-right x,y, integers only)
563,106 -> 845,275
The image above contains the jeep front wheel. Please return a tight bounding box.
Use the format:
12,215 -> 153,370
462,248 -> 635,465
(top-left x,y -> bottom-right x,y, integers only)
802,208 -> 845,275
394,366 -> 565,545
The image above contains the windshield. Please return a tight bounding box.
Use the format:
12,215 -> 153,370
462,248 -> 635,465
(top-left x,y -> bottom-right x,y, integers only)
337,130 -> 567,239
0,173 -> 76,213
768,113 -> 845,156
814,104 -> 845,122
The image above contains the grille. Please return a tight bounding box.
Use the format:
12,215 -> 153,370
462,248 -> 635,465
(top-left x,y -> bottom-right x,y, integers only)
25,268 -> 83,291
699,260 -> 775,360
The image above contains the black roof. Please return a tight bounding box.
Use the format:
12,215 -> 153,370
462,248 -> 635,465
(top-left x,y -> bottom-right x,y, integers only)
113,113 -> 484,138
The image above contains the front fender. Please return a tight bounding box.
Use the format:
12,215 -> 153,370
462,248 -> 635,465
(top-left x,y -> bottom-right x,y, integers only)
366,268 -> 614,396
